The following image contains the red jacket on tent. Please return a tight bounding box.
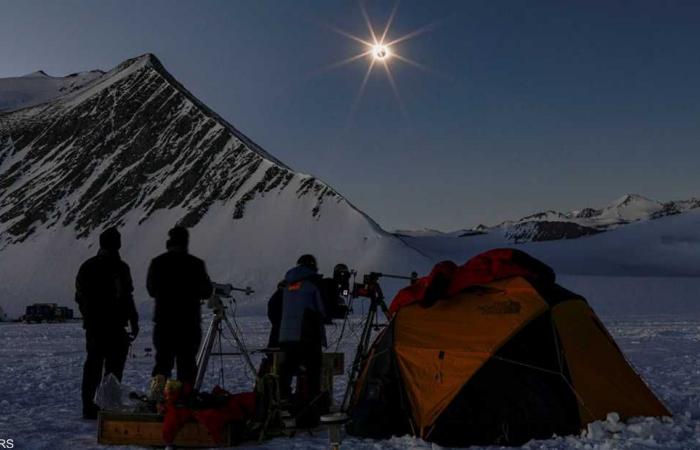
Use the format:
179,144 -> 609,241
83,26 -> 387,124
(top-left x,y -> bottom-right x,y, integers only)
389,249 -> 555,313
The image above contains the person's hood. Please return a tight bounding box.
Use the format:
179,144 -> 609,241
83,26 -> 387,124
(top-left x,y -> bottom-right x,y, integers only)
285,265 -> 319,284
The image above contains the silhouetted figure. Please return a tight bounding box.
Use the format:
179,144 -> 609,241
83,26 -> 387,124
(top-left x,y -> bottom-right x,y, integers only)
147,226 -> 212,387
278,254 -> 327,427
76,227 -> 139,420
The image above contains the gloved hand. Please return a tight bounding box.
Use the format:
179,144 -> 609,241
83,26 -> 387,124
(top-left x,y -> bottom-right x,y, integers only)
129,320 -> 140,341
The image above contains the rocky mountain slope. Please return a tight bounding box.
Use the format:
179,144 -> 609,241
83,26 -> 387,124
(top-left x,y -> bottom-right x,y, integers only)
0,54 -> 428,316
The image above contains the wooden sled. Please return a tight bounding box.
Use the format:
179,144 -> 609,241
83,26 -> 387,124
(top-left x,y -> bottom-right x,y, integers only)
97,411 -> 233,448
96,353 -> 345,447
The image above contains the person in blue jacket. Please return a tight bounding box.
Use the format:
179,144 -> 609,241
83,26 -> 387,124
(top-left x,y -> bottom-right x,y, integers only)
278,254 -> 327,426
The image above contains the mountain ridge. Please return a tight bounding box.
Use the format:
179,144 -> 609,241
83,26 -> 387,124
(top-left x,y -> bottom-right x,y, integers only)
0,53 -> 383,245
395,193 -> 700,243
0,53 -> 427,316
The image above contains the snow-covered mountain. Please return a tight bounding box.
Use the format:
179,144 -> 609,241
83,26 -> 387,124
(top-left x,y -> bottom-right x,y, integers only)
1,53 -> 698,319
397,208 -> 700,280
0,69 -> 104,113
0,54 -> 429,317
394,193 -> 700,287
443,194 -> 700,243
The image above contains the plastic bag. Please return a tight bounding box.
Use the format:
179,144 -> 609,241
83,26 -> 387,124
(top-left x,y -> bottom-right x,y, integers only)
94,373 -> 138,411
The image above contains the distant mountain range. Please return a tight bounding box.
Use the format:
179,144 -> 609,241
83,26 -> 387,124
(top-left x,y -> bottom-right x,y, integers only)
397,194 -> 700,243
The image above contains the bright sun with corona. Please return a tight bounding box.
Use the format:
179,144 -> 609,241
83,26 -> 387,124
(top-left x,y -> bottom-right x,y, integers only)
372,44 -> 390,60
321,1 -> 436,118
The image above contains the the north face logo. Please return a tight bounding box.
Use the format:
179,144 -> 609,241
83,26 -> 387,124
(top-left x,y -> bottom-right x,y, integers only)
287,281 -> 303,292
478,300 -> 521,315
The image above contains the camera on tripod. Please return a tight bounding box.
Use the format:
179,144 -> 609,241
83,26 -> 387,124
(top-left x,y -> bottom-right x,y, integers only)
212,283 -> 254,298
206,283 -> 255,311
339,270 -> 415,411
351,270 -> 419,302
195,282 -> 257,391
351,272 -> 384,301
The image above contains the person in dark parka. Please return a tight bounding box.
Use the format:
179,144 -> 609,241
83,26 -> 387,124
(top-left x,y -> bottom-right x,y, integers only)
147,226 -> 213,386
76,227 -> 139,420
278,254 -> 327,426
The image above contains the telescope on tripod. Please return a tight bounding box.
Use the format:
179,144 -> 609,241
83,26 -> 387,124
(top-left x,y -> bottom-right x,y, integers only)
192,270 -> 418,438
194,282 -> 257,391
339,270 -> 418,412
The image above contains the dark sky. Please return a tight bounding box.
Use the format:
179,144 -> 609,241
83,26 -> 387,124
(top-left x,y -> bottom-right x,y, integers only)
2,0 -> 699,231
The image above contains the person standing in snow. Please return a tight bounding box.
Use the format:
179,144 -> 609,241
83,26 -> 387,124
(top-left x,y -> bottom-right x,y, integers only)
278,254 -> 327,426
146,226 -> 213,388
75,227 -> 139,420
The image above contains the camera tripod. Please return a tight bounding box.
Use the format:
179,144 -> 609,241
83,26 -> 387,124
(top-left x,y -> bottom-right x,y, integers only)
338,270 -> 418,412
194,283 -> 257,391
340,286 -> 390,412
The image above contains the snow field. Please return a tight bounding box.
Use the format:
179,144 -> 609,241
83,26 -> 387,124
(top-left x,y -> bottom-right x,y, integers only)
2,311 -> 700,449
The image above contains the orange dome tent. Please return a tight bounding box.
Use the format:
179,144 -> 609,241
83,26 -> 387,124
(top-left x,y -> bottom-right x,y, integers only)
347,249 -> 670,446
